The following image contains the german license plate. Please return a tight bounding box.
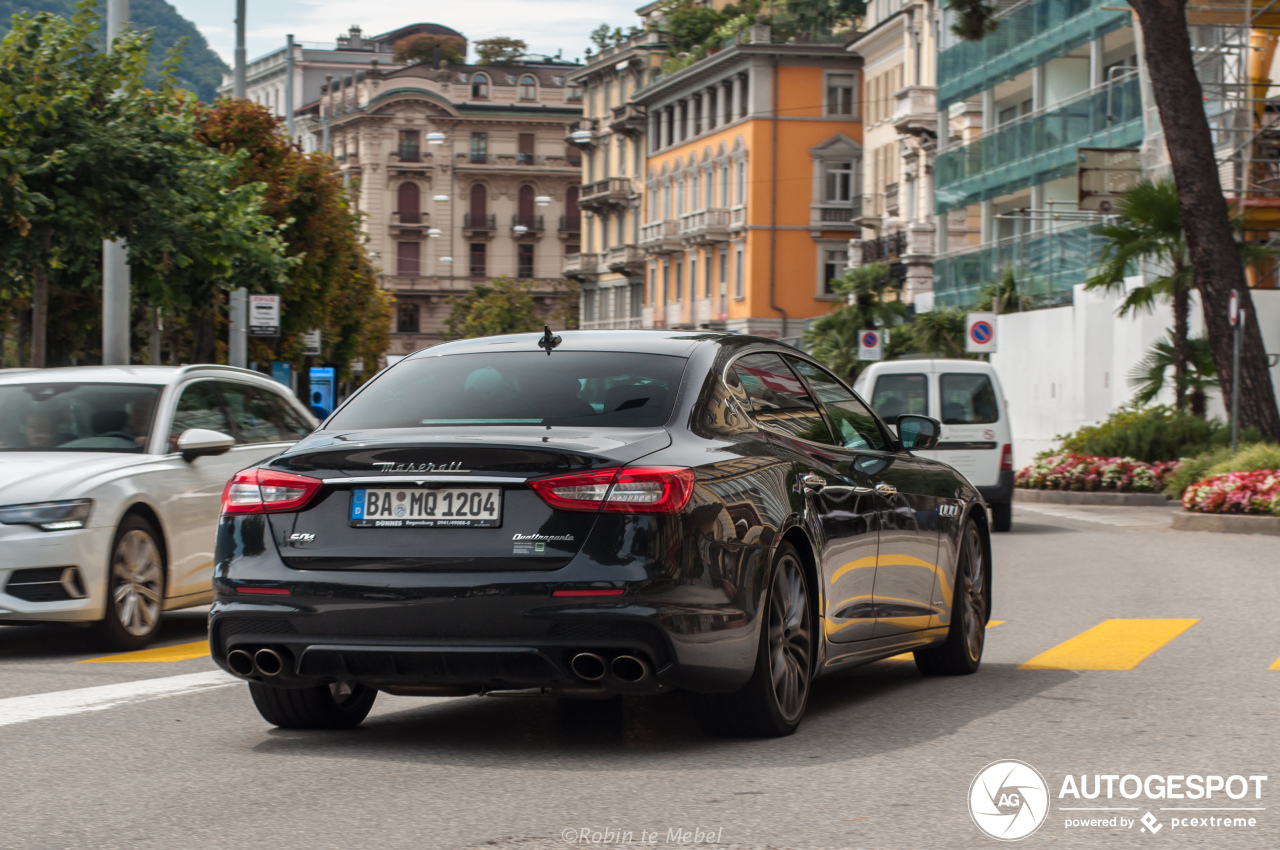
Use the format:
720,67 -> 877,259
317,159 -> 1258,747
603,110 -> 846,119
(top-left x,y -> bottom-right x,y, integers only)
349,488 -> 502,528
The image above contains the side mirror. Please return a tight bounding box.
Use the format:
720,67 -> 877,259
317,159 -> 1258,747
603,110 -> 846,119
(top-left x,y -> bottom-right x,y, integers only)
176,428 -> 235,461
896,414 -> 941,451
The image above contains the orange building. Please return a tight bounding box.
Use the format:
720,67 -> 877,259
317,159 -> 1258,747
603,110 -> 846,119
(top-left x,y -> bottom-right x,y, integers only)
633,28 -> 862,338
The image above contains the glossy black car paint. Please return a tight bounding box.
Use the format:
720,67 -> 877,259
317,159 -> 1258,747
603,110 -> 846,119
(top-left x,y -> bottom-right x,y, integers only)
209,331 -> 990,696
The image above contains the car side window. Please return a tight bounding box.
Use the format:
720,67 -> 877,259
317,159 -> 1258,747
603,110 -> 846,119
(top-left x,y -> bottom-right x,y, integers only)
168,382 -> 232,452
730,353 -> 834,444
218,382 -> 312,444
787,358 -> 889,452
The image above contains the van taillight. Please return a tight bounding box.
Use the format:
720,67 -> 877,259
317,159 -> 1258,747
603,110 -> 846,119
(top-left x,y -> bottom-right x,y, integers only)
1000,444 -> 1013,471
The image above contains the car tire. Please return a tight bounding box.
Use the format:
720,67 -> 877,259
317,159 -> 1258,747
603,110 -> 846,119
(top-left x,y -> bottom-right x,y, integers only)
915,520 -> 987,676
95,514 -> 166,651
991,502 -> 1012,533
248,681 -> 377,730
691,541 -> 813,738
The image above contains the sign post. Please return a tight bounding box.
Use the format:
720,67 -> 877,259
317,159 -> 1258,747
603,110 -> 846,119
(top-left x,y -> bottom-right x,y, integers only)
858,330 -> 883,362
1230,290 -> 1242,453
249,295 -> 281,337
965,312 -> 998,355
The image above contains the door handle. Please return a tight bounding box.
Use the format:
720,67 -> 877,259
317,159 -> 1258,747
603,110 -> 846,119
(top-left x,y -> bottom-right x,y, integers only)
800,473 -> 827,491
874,481 -> 898,497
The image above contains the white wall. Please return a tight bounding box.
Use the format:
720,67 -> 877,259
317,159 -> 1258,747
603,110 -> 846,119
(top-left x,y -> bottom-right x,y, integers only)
989,284 -> 1280,465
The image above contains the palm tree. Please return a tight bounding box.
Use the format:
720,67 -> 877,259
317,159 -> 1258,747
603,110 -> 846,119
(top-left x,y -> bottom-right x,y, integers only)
1129,332 -> 1217,418
803,263 -> 905,382
978,268 -> 1032,314
909,308 -> 970,358
1086,179 -> 1194,411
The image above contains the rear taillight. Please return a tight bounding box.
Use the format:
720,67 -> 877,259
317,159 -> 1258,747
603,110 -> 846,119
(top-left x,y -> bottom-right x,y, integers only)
529,466 -> 695,514
221,469 -> 323,515
1000,444 -> 1013,471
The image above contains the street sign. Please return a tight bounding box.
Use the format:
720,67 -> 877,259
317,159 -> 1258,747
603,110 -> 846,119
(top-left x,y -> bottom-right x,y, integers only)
966,312 -> 998,354
1229,289 -> 1239,326
858,330 -> 883,362
302,328 -> 322,355
248,294 -> 280,337
350,358 -> 364,376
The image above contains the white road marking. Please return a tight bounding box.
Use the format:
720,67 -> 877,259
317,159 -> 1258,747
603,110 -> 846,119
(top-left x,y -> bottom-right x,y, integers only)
0,670 -> 236,728
1017,503 -> 1171,528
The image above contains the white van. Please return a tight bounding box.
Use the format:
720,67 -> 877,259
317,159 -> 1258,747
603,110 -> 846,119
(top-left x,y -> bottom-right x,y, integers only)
854,359 -> 1014,531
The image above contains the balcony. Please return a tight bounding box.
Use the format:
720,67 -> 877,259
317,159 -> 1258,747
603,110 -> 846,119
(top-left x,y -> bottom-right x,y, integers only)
579,177 -> 631,209
390,211 -> 428,230
563,252 -> 600,279
396,146 -> 422,163
606,245 -> 645,273
565,118 -> 598,148
884,183 -> 900,216
609,103 -> 647,137
463,213 -> 497,233
810,204 -> 861,231
559,215 -> 582,235
937,0 -> 1130,109
679,209 -> 731,243
639,220 -> 682,253
511,214 -> 545,235
861,230 -> 906,264
933,223 -> 1105,309
935,75 -> 1143,214
893,85 -> 937,138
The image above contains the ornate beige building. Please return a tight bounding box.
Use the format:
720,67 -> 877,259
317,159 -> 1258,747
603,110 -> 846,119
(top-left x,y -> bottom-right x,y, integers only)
314,50 -> 584,354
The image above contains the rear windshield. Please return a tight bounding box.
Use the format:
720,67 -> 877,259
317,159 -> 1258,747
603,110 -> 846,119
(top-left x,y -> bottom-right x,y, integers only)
326,352 -> 686,430
939,373 -> 999,424
871,373 -> 928,419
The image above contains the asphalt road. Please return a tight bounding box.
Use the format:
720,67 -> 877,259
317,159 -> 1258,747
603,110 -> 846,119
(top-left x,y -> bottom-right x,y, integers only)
1,503 -> 1277,850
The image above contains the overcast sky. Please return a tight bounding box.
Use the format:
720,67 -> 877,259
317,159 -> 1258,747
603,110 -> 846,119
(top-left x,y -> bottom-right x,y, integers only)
170,0 -> 644,66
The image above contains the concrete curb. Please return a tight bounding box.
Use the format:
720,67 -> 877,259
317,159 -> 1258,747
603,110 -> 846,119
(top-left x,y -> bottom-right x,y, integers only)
1171,510 -> 1280,536
1015,489 -> 1174,507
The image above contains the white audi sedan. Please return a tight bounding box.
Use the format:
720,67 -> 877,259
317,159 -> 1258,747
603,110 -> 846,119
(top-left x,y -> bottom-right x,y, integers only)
0,366 -> 316,649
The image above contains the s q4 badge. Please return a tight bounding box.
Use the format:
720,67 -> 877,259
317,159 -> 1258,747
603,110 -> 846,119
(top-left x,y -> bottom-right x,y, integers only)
288,533 -> 315,544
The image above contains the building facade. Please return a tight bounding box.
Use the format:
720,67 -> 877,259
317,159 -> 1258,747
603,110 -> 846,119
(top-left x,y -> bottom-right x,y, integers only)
633,25 -> 863,338
313,51 -> 584,354
563,23 -> 668,329
846,0 -> 939,303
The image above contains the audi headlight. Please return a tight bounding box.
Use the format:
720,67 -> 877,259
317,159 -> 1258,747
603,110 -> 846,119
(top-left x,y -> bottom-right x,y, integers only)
0,499 -> 93,531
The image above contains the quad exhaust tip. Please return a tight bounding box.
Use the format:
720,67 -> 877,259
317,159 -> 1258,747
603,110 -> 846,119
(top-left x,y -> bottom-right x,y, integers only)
611,654 -> 650,683
570,652 -> 607,681
253,647 -> 288,677
227,648 -> 255,678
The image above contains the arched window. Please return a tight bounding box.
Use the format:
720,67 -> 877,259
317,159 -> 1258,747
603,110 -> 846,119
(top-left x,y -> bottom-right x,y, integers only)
471,73 -> 489,99
519,75 -> 537,100
396,182 -> 420,223
518,184 -> 535,222
468,183 -> 488,228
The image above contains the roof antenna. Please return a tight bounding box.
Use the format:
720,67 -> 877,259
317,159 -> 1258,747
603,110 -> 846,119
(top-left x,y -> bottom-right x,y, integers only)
537,324 -> 562,355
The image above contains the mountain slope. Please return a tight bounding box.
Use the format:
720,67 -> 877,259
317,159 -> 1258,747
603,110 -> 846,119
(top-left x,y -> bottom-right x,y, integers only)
0,0 -> 229,101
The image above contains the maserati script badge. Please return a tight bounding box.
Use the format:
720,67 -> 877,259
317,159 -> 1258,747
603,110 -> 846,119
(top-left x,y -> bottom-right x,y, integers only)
370,461 -> 472,473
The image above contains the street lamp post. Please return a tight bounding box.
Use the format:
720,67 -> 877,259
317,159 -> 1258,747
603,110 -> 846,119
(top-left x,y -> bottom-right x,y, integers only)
229,0 -> 249,368
101,0 -> 130,367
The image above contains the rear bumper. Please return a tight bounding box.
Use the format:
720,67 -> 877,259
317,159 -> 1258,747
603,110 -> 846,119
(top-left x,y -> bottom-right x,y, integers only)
978,470 -> 1015,506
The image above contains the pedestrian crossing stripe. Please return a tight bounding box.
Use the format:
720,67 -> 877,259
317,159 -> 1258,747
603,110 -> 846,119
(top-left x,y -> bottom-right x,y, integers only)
79,640 -> 210,664
1019,619 -> 1199,671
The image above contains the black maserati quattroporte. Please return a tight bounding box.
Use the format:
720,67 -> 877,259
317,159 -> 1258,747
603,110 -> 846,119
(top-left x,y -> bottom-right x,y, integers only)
210,330 -> 991,736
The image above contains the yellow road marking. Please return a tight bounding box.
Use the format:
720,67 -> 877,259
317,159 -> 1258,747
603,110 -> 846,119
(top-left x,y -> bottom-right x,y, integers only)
79,640 -> 210,664
1019,619 -> 1198,671
886,621 -> 1004,662
1270,655 -> 1280,671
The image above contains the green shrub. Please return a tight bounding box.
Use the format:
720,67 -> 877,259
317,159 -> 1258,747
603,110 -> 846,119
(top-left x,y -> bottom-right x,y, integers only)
1161,442 -> 1280,497
1162,445 -> 1235,497
1058,406 -> 1232,464
1206,442 -> 1280,476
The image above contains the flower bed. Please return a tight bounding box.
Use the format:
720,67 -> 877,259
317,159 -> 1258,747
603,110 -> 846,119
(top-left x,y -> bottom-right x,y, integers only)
1016,453 -> 1179,493
1181,470 -> 1280,516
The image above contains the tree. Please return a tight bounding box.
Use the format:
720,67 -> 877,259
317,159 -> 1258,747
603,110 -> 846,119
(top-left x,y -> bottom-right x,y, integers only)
446,276 -> 543,339
473,37 -> 527,66
392,33 -> 465,66
1086,179 -> 1196,413
978,268 -> 1032,314
802,263 -> 906,382
909,308 -> 970,358
588,24 -> 613,51
945,0 -> 1280,439
1130,332 -> 1217,418
667,5 -> 731,53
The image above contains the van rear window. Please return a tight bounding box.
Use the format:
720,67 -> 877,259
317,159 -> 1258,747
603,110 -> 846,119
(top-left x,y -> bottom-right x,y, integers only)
939,373 -> 998,424
870,373 -> 928,419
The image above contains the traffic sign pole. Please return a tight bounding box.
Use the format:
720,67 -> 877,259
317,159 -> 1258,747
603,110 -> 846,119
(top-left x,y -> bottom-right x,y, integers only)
1230,291 -> 1242,454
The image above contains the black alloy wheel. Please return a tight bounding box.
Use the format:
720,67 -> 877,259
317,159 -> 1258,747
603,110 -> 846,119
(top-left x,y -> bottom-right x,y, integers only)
249,681 -> 378,730
692,541 -> 813,737
915,520 -> 987,675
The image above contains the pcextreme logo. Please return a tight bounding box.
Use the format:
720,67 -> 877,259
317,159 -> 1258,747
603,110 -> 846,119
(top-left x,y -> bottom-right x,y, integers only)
969,760 -> 1051,841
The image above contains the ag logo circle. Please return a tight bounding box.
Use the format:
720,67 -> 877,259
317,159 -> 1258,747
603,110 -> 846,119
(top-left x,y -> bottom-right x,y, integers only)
969,760 -> 1049,841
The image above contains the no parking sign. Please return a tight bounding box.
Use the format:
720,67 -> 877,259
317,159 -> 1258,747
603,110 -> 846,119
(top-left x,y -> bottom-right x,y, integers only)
965,312 -> 997,354
858,329 -> 883,361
